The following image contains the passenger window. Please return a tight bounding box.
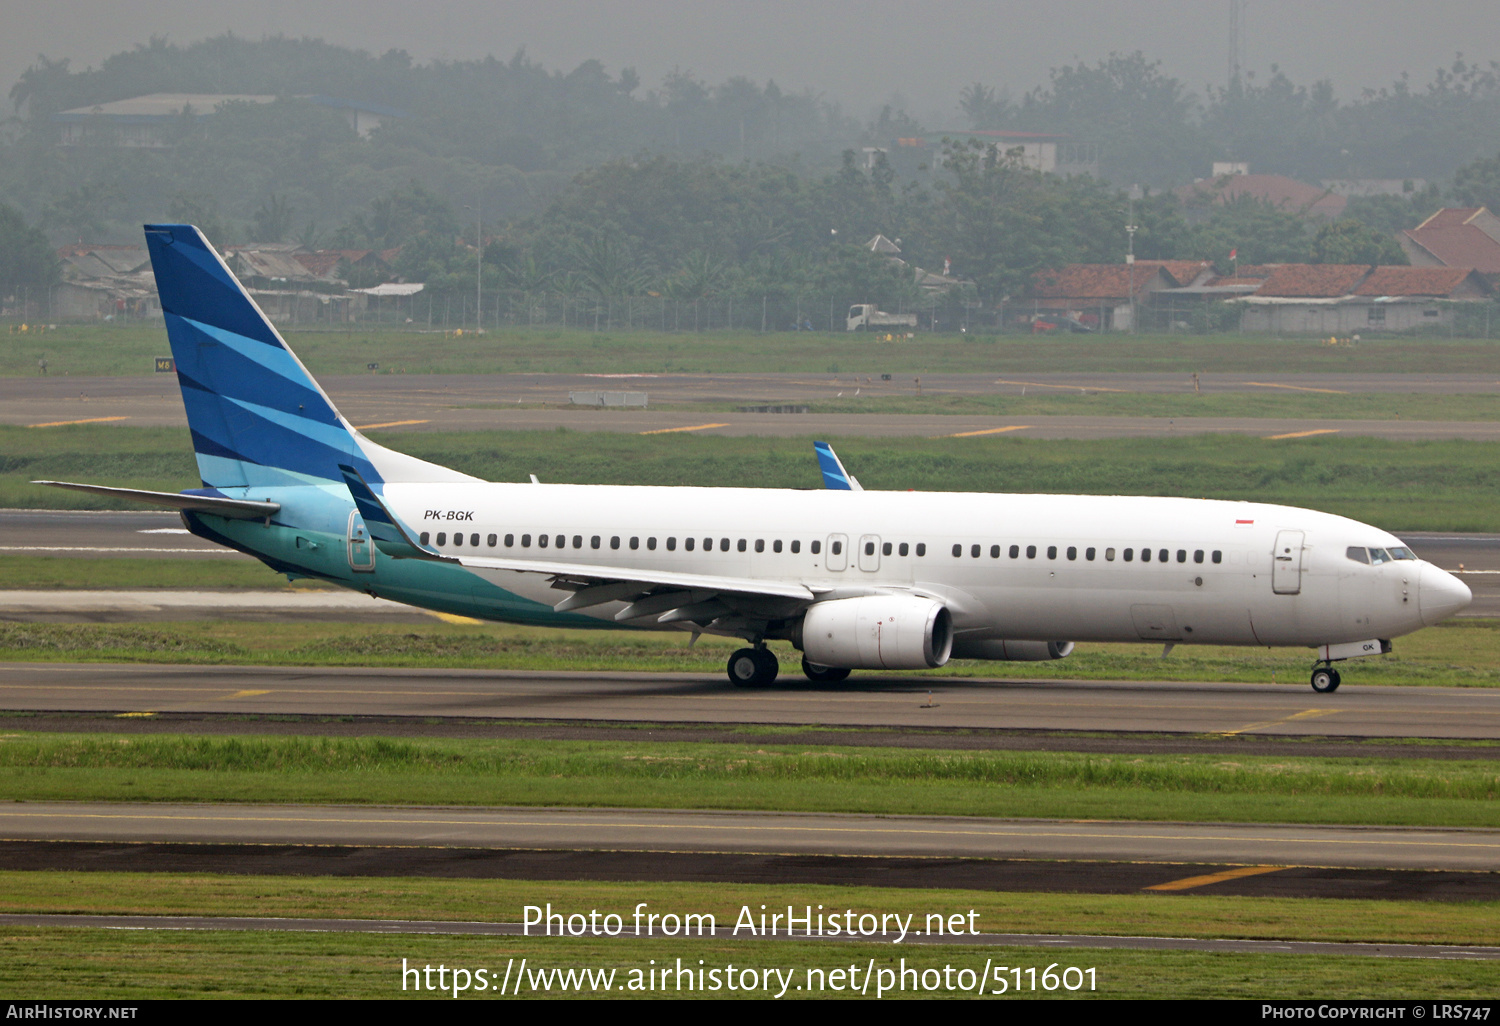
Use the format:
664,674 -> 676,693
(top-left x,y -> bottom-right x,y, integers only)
792,540 -> 802,554
647,537 -> 657,550
437,532 -> 448,546
1047,545 -> 1057,559
520,534 -> 530,547
952,544 -> 962,557
538,535 -> 547,548
1211,550 -> 1222,564
720,538 -> 730,552
1067,546 -> 1077,560
1194,549 -> 1204,563
685,537 -> 695,551
666,537 -> 676,551
1085,547 -> 1095,561
757,540 -> 766,553
898,542 -> 908,556
915,543 -> 925,556
1159,549 -> 1168,563
630,537 -> 639,550
866,542 -> 875,556
882,542 -> 892,556
812,540 -> 822,555
990,545 -> 1000,558
454,534 -> 463,547
420,532 -> 430,545
610,536 -> 620,550
470,534 -> 479,547
1104,548 -> 1114,561
1140,548 -> 1149,562
556,535 -> 566,549
1346,546 -> 1370,564
774,540 -> 783,553
703,538 -> 712,551
487,534 -> 497,547
573,536 -> 583,548
738,539 -> 748,552
1123,548 -> 1133,562
505,534 -> 514,547
1177,550 -> 1186,563
1009,545 -> 1019,558
971,544 -> 981,558
1026,545 -> 1037,559
830,540 -> 841,555
591,536 -> 601,549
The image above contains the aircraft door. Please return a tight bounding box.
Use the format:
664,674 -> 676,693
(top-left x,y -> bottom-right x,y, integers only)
1272,530 -> 1304,595
826,533 -> 849,571
347,509 -> 375,573
858,534 -> 881,572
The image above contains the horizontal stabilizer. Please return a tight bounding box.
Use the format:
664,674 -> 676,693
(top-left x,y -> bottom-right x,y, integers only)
31,480 -> 279,519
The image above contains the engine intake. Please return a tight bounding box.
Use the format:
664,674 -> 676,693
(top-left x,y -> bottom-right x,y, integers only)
800,595 -> 953,670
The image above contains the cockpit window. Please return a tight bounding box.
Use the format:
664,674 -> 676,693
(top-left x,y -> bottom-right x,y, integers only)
1346,546 -> 1370,564
1368,547 -> 1392,565
1387,546 -> 1416,560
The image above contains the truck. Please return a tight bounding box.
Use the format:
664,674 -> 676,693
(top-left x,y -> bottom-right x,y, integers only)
846,304 -> 918,332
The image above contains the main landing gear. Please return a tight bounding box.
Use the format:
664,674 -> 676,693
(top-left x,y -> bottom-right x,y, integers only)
1310,664 -> 1342,693
727,647 -> 779,687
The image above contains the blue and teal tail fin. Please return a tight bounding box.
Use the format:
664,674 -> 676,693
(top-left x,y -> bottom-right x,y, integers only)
144,224 -> 473,491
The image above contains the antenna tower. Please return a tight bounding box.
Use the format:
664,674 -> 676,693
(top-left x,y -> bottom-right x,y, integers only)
1228,0 -> 1246,87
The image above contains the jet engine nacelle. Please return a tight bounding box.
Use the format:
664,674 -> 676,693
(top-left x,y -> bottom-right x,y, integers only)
800,595 -> 953,669
950,639 -> 1075,661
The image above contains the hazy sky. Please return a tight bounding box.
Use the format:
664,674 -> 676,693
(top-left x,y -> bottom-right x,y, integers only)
4,1 -> 1496,123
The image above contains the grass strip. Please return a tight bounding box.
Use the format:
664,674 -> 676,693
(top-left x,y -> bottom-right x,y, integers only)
2,928 -> 1493,999
0,556 -> 315,590
8,423 -> 1500,530
3,618 -> 1499,689
9,323 -> 1500,376
4,871 -> 1495,946
1,733 -> 1496,825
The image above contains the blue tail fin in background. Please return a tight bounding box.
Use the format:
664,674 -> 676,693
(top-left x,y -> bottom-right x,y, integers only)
144,224 -> 473,491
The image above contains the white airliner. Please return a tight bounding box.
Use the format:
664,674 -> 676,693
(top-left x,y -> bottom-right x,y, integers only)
38,226 -> 1472,691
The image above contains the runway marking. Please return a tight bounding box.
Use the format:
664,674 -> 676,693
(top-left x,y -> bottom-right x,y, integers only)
113,712 -> 156,718
227,690 -> 271,699
26,416 -> 130,428
993,378 -> 1127,393
1246,382 -> 1349,395
1218,708 -> 1340,736
424,612 -> 484,625
1,809 -> 1495,853
638,423 -> 730,435
1145,865 -> 1285,891
933,426 -> 1032,439
1263,428 -> 1341,440
352,419 -> 430,430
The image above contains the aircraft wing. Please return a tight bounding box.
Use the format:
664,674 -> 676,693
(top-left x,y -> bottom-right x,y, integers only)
339,464 -> 814,626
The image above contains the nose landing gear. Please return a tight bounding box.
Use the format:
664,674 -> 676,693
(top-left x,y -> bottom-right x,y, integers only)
1310,664 -> 1342,693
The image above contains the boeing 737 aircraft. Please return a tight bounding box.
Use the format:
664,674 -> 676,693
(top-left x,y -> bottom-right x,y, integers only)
38,225 -> 1472,691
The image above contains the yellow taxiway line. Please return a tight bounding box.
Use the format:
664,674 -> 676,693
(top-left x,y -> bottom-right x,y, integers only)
933,425 -> 1033,439
993,378 -> 1128,393
353,419 -> 430,430
1264,428 -> 1341,440
27,416 -> 129,428
639,423 -> 730,435
1145,866 -> 1285,891
1246,382 -> 1349,395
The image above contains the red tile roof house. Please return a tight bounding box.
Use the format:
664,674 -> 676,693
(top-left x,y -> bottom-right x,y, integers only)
1239,264 -> 1491,334
1398,208 -> 1500,273
1175,174 -> 1349,222
1027,261 -> 1214,331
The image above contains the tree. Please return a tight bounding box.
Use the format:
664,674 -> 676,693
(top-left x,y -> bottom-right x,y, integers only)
1182,195 -> 1313,266
1310,218 -> 1407,265
1450,152 -> 1500,212
0,205 -> 59,297
250,193 -> 295,243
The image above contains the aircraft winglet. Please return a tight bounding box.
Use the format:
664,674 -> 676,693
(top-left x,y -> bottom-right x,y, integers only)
337,464 -> 446,560
813,441 -> 863,491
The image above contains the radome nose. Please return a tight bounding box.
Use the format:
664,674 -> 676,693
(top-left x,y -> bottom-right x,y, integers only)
1420,565 -> 1472,626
